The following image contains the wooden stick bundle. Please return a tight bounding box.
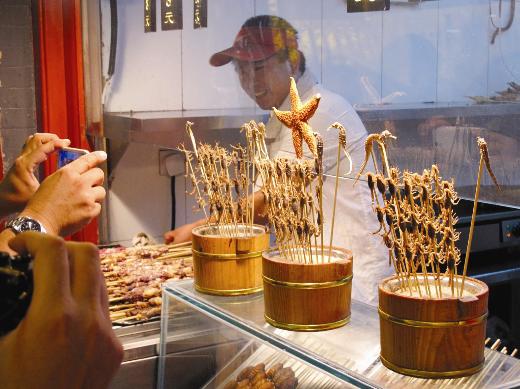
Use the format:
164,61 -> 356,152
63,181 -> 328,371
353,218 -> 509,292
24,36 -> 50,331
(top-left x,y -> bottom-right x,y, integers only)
178,122 -> 257,237
358,131 -> 499,297
247,120 -> 352,265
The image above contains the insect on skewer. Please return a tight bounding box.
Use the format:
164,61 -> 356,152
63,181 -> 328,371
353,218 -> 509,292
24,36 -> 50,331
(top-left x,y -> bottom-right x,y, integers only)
357,131 -> 498,298
328,123 -> 352,260
179,122 -> 260,239
459,137 -> 500,296
247,119 -> 332,264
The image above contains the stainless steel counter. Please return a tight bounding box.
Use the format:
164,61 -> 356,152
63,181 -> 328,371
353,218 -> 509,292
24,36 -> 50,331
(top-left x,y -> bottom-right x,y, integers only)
103,108 -> 268,149
99,102 -> 520,149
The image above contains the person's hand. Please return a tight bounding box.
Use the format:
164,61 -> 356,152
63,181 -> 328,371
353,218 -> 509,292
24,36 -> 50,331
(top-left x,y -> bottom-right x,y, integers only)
0,133 -> 70,216
164,221 -> 198,244
21,150 -> 107,236
0,232 -> 123,389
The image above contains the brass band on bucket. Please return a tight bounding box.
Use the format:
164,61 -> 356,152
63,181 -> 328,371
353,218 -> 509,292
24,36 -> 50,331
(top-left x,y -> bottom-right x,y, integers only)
262,274 -> 352,289
380,355 -> 484,378
378,308 -> 488,328
264,314 -> 350,331
194,283 -> 263,296
192,249 -> 263,260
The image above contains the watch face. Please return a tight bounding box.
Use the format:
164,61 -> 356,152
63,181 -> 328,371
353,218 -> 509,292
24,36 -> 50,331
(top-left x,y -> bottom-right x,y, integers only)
20,219 -> 41,232
8,217 -> 43,233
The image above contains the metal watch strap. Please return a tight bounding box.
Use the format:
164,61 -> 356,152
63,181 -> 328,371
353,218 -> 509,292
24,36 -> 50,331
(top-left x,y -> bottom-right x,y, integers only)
6,216 -> 47,234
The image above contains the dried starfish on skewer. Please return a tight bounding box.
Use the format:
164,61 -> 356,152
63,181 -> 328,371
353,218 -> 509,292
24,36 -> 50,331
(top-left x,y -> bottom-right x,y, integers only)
273,77 -> 320,158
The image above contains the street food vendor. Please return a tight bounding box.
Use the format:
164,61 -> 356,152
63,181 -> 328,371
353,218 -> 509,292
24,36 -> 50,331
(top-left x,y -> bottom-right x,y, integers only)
165,15 -> 392,304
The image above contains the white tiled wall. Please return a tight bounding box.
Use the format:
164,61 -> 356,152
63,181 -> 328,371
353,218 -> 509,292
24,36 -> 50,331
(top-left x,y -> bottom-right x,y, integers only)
181,0 -> 255,109
382,1 -> 439,104
102,0 -> 520,110
487,0 -> 520,95
101,0 -> 182,112
437,0 -> 489,102
322,2 -> 383,104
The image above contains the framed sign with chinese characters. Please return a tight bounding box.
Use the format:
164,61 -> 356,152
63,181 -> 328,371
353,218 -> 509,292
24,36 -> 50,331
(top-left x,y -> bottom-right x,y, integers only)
144,0 -> 156,32
346,0 -> 390,12
193,0 -> 207,29
161,0 -> 182,30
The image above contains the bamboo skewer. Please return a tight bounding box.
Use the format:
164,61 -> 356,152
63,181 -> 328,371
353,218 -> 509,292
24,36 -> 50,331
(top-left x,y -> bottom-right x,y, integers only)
357,130 -> 489,297
360,132 -> 502,298
248,122 -> 329,265
459,160 -> 481,294
156,251 -> 192,260
315,134 -> 325,262
109,303 -> 137,311
460,138 -> 499,296
328,124 -> 347,259
179,122 -> 262,239
112,315 -> 138,323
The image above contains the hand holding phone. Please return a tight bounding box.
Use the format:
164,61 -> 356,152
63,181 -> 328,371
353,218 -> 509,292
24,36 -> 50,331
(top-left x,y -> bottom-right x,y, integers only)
57,147 -> 89,168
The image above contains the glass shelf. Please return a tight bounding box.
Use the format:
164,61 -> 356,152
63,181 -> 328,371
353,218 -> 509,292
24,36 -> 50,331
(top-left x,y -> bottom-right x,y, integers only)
159,279 -> 520,389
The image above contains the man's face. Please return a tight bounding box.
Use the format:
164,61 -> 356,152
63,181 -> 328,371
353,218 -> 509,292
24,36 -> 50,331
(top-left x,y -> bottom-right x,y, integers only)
234,54 -> 292,110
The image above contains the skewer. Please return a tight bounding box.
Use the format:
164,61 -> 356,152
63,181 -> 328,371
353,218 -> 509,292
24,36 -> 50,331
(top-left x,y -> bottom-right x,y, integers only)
109,303 -> 137,311
460,137 -> 499,296
155,251 -> 192,261
181,122 -> 262,239
125,241 -> 191,251
328,123 -> 350,260
484,346 -> 511,385
315,133 -> 325,263
466,345 -> 508,389
357,130 -> 472,297
112,315 -> 138,324
109,307 -> 136,316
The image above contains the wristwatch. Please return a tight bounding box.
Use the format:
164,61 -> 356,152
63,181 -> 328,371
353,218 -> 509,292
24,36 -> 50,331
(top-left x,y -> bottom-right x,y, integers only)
6,216 -> 47,234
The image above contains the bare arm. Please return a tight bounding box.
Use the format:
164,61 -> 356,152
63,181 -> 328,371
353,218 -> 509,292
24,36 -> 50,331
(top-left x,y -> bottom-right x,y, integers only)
165,189 -> 269,244
0,133 -> 70,218
0,151 -> 107,253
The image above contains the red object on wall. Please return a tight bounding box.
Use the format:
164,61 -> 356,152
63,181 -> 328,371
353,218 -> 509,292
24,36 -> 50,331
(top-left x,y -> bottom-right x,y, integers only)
37,0 -> 98,243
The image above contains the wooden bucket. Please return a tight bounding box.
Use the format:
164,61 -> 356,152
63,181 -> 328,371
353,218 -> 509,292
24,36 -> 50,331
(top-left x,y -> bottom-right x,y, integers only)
379,274 -> 488,378
191,224 -> 269,296
262,247 -> 353,331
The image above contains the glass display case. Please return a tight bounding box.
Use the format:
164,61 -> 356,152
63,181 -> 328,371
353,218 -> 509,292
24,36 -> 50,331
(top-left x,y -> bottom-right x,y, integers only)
158,279 -> 520,389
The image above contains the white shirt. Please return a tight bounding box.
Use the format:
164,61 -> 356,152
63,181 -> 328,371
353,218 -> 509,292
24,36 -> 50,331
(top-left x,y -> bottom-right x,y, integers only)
264,71 -> 392,305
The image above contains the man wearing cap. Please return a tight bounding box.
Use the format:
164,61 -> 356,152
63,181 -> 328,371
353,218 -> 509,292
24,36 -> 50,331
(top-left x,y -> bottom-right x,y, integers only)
165,15 -> 391,305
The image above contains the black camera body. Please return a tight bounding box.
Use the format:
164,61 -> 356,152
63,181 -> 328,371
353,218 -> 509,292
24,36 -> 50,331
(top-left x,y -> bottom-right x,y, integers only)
0,252 -> 33,336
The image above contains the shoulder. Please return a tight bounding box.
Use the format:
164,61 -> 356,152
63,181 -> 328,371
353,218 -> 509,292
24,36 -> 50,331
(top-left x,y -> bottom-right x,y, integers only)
307,83 -> 367,136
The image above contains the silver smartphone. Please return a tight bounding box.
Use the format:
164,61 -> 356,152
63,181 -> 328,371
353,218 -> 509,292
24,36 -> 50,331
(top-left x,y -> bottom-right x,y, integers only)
57,147 -> 89,168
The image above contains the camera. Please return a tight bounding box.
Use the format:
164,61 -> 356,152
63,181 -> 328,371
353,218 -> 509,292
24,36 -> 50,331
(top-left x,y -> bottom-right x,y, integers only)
57,147 -> 89,169
0,252 -> 33,336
